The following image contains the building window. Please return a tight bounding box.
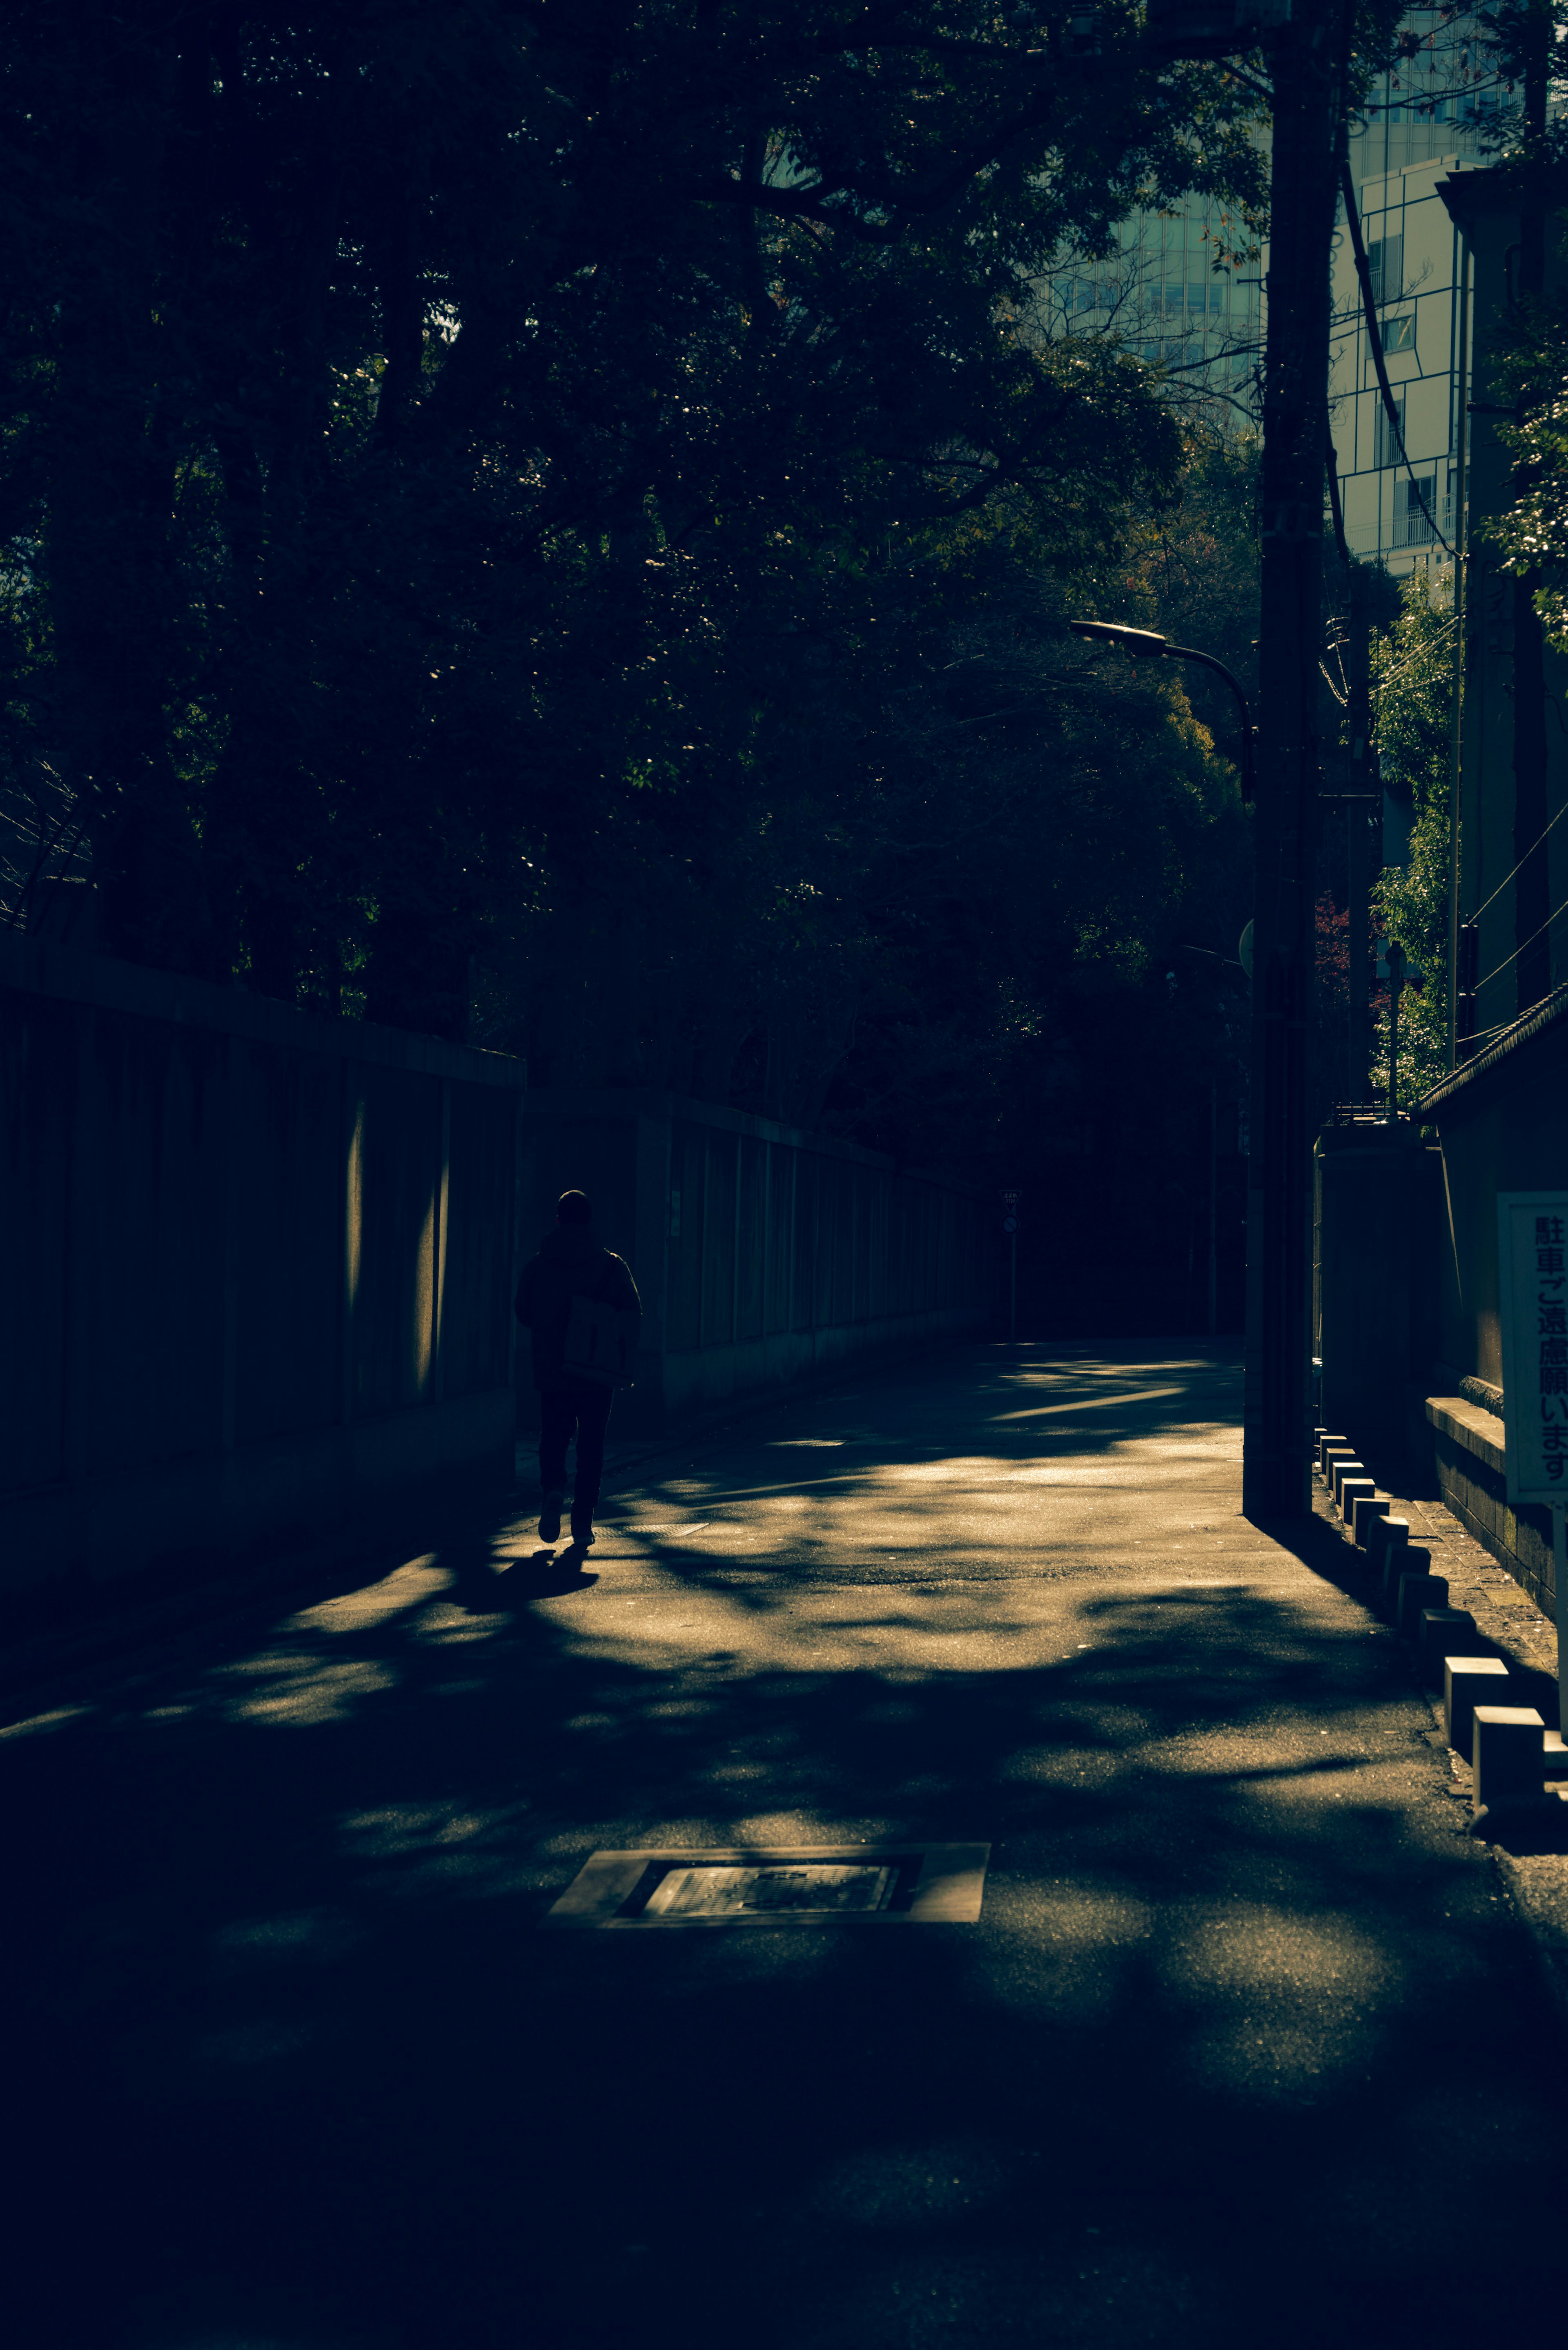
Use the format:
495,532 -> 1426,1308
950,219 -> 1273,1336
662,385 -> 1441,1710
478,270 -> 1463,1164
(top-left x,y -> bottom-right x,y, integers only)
1394,474 -> 1438,548
1368,233 -> 1403,305
1374,390 -> 1405,470
1382,312 -> 1414,353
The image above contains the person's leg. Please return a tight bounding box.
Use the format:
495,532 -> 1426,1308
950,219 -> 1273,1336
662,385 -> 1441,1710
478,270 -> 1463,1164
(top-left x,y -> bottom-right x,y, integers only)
570,1384 -> 614,1541
537,1390 -> 572,1541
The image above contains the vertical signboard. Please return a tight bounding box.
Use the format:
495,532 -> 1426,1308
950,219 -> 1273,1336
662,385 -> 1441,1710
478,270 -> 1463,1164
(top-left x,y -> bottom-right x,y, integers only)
1497,1191 -> 1568,1737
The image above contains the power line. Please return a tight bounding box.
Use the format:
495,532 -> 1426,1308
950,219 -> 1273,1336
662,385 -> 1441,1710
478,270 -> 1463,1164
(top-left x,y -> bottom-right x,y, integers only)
1469,798 -> 1568,925
1473,893 -> 1568,997
1457,1011 -> 1527,1052
1370,610 -> 1458,695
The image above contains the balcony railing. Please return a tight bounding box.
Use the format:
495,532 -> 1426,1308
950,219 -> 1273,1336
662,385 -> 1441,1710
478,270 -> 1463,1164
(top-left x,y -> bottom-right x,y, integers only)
1392,475 -> 1448,549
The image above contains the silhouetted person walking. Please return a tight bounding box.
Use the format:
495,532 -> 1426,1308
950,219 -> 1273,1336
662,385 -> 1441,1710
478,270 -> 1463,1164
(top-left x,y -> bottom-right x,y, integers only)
514,1190 -> 640,1548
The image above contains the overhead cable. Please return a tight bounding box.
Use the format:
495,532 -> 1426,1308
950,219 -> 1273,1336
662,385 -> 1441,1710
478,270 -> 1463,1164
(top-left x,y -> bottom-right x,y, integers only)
1472,893 -> 1568,997
1468,798 -> 1568,925
1370,610 -> 1457,694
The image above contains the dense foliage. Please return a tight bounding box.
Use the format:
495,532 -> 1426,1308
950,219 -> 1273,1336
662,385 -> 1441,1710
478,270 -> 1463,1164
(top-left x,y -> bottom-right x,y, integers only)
1369,568 -> 1454,1106
0,4 -> 1287,1347
1485,276 -> 1568,649
0,5 -> 1264,1023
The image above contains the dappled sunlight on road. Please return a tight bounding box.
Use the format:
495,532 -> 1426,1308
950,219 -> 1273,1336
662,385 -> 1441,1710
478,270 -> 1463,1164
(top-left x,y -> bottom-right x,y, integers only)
4,1340 -> 1561,2348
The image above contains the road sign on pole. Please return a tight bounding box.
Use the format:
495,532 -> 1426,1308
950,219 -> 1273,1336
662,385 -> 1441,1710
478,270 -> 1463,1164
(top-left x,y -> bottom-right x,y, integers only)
1497,1190 -> 1568,1737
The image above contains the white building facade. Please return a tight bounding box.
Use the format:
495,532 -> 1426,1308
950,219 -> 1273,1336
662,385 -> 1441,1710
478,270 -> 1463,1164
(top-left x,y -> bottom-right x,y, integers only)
1330,11 -> 1518,574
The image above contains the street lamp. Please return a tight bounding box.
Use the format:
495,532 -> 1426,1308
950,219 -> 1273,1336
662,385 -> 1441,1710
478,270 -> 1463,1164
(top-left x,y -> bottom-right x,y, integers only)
1068,621 -> 1256,804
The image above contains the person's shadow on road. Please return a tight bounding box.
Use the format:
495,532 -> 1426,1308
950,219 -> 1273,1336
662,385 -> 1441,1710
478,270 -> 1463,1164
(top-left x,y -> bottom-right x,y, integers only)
494,1547 -> 599,1600
439,1530 -> 600,1610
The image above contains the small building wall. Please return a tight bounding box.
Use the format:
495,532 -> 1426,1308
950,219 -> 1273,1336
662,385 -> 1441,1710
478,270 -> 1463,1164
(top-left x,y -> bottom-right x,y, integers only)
1313,1124 -> 1445,1482
1421,994 -> 1568,1388
1,939 -> 525,1620
1412,993 -> 1568,1611
515,1091 -> 991,1434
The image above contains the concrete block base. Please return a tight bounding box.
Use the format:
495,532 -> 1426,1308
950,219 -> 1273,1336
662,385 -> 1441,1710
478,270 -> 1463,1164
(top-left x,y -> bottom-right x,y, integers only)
1472,1706 -> 1548,1814
1417,1608 -> 1479,1683
1446,1656 -> 1510,1758
1396,1570 -> 1448,1641
1352,1492 -> 1390,1548
1339,1475 -> 1376,1523
1368,1516 -> 1411,1606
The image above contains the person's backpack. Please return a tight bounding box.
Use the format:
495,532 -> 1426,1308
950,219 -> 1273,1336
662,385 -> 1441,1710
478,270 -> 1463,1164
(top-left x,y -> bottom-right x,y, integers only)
562,1290 -> 633,1386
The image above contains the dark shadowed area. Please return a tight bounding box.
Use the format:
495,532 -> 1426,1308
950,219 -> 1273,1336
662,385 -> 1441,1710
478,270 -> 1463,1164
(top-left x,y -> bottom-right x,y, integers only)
4,1345 -> 1559,2347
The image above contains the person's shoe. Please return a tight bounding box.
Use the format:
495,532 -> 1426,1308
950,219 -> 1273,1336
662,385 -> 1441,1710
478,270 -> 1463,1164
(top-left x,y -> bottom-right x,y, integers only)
538,1491 -> 565,1543
570,1520 -> 595,1549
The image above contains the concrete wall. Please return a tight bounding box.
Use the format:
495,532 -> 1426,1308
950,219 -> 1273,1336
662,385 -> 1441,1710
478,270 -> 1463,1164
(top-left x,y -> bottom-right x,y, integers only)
2,938 -> 525,1620
1420,994 -> 1568,1391
1399,1000 -> 1568,1606
515,1091 -> 991,1434
1423,1393 -> 1561,1617
1313,1126 -> 1445,1480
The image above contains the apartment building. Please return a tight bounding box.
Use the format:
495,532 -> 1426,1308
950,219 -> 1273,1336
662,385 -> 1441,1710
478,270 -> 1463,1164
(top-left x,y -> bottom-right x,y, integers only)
1330,9 -> 1517,572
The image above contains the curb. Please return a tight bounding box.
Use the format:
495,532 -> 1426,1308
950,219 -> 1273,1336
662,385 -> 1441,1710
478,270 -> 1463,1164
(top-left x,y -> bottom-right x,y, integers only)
1312,1424 -> 1568,2037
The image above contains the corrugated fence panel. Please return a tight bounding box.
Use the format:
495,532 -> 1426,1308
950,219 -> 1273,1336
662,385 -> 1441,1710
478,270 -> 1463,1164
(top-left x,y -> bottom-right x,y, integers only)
0,992 -> 70,1493
442,1084 -> 518,1401
792,1153 -> 817,1331
353,1066 -> 444,1419
234,1039 -> 343,1444
736,1132 -> 767,1342
90,1010 -> 228,1473
668,1120 -> 705,1352
702,1130 -> 737,1349
766,1142 -> 793,1336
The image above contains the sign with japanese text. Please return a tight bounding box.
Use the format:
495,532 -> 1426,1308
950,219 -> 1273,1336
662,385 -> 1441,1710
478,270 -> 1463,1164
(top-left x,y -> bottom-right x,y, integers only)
1497,1192 -> 1568,1505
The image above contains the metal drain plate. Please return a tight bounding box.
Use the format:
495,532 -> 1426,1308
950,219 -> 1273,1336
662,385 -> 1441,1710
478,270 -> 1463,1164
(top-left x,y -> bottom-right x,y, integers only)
646,1863 -> 894,1917
543,1842 -> 989,1927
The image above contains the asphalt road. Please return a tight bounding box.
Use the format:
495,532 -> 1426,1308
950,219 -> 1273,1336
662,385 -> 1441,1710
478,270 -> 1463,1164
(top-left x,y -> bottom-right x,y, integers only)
6,1342 -> 1562,2348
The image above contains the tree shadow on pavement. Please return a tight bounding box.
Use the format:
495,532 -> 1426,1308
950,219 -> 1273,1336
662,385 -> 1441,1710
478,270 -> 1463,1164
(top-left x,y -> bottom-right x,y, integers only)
4,1480 -> 1563,2350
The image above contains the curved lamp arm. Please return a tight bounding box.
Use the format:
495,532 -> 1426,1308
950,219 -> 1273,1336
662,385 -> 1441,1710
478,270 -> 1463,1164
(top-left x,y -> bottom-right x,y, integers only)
1068,620 -> 1255,805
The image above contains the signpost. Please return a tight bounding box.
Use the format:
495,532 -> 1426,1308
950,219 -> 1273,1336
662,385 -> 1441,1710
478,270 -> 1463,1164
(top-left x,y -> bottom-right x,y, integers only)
1497,1191 -> 1568,1737
1000,1192 -> 1020,1346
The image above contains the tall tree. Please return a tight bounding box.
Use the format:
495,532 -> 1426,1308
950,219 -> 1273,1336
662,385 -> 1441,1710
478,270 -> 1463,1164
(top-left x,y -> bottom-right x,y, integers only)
0,1 -> 1267,1039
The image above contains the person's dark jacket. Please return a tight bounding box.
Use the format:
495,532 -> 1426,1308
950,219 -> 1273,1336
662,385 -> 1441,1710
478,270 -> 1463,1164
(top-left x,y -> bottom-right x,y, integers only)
514,1224 -> 641,1392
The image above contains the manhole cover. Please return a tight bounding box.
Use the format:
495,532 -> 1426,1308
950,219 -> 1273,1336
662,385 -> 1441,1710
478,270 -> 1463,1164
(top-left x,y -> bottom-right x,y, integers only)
543,1842 -> 989,1927
647,1863 -> 894,1917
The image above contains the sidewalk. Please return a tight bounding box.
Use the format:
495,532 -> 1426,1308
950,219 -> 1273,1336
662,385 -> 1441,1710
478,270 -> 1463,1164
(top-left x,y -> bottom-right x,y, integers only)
6,1340 -> 1564,2349
1313,1458 -> 1568,2011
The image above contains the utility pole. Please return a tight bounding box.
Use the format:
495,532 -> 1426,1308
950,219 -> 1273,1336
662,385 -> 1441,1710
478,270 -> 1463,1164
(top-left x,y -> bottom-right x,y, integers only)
1513,0 -> 1552,1015
1143,0 -> 1350,1514
1447,236 -> 1471,1066
1345,572 -> 1374,1101
1242,0 -> 1351,1521
1207,1081 -> 1218,1339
